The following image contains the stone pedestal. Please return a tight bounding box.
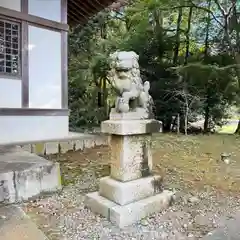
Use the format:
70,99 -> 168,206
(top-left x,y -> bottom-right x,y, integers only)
85,109 -> 173,228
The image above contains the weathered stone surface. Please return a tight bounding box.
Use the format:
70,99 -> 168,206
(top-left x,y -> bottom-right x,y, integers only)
0,172 -> 15,203
32,143 -> 45,155
44,142 -> 59,155
101,119 -> 161,135
108,51 -> 154,114
17,132 -> 108,156
86,111 -> 171,228
74,140 -> 84,151
84,138 -> 96,149
93,136 -> 106,147
85,192 -> 117,218
109,107 -> 150,120
85,190 -> 173,228
0,148 -> 61,204
99,175 -> 162,206
110,134 -> 152,182
0,205 -> 48,240
20,144 -> 33,153
60,141 -> 73,154
110,190 -> 173,228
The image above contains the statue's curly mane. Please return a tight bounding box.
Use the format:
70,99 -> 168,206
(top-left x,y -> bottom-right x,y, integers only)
108,51 -> 152,114
109,52 -> 142,86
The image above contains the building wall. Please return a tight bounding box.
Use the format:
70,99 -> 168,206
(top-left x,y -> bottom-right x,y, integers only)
0,0 -> 69,144
0,116 -> 68,144
0,79 -> 22,108
1,0 -> 21,11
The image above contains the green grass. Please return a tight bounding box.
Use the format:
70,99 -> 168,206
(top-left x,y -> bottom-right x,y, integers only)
46,133 -> 240,194
153,133 -> 240,194
217,124 -> 237,134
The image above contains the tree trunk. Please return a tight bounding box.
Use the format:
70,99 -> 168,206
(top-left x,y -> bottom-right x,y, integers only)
182,6 -> 193,136
204,0 -> 211,61
177,114 -> 180,134
203,0 -> 212,133
204,99 -> 210,132
184,101 -> 189,135
153,8 -> 164,59
235,119 -> 240,134
184,6 -> 193,65
173,7 -> 182,65
163,115 -> 173,132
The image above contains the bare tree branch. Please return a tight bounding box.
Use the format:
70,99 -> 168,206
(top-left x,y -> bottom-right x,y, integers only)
187,0 -> 223,27
226,0 -> 237,17
213,0 -> 226,16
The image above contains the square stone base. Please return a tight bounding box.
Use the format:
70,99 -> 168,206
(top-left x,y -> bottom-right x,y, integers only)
99,175 -> 162,206
101,119 -> 162,135
85,190 -> 173,228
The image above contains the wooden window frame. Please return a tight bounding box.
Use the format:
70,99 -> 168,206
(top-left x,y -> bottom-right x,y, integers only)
0,0 -> 68,111
0,16 -> 22,79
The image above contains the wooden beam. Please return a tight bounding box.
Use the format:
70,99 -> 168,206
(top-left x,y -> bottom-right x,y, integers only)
21,0 -> 29,107
61,0 -> 68,109
0,6 -> 69,31
0,108 -> 69,116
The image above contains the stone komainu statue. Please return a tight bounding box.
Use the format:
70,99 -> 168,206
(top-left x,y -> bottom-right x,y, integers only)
108,51 -> 154,117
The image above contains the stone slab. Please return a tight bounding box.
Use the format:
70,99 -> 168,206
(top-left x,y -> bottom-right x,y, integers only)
101,119 -> 162,135
45,142 -> 59,155
110,134 -> 152,182
85,190 -> 173,228
99,175 -> 162,206
0,147 -> 61,204
109,108 -> 149,120
85,191 -> 117,218
0,205 -> 48,240
1,132 -> 108,156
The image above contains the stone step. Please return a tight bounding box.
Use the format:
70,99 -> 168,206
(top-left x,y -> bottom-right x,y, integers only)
19,132 -> 109,156
0,147 -> 61,204
0,205 -> 48,240
99,175 -> 163,206
85,190 -> 173,228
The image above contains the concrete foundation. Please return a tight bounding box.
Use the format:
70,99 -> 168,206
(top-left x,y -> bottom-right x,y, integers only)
0,146 -> 61,204
0,132 -> 108,205
17,132 -> 109,156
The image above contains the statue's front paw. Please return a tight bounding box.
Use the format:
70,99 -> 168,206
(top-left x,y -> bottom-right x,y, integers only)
119,102 -> 129,113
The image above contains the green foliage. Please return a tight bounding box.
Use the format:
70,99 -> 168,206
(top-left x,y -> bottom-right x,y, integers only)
68,0 -> 240,132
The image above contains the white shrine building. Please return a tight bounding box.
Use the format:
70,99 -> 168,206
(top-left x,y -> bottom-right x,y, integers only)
0,0 -> 114,145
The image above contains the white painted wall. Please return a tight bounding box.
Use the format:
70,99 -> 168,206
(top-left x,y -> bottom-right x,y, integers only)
0,78 -> 21,108
28,0 -> 61,22
0,116 -> 68,144
28,25 -> 62,109
0,0 -> 21,11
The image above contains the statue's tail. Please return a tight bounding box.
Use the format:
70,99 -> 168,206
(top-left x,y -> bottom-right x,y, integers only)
143,81 -> 150,93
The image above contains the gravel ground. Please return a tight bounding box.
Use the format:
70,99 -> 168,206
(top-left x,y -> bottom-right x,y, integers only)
23,168 -> 240,240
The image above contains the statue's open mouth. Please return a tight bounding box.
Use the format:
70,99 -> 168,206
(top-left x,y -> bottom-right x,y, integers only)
116,68 -> 129,72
